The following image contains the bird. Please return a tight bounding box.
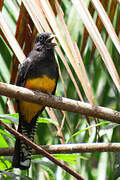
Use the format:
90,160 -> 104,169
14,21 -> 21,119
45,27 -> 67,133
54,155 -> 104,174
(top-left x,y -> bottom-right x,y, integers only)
12,32 -> 59,170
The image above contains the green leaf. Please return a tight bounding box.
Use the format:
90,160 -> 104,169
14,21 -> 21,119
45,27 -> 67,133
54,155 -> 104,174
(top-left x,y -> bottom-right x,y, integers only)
0,129 -> 15,141
37,117 -> 58,125
0,156 -> 11,170
0,170 -> 32,179
0,113 -> 18,124
0,134 -> 8,147
54,154 -> 88,164
70,121 -> 108,139
41,164 -> 55,180
99,123 -> 119,137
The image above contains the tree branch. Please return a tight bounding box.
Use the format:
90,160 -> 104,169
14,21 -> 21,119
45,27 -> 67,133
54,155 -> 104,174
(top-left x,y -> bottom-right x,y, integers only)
0,120 -> 84,180
0,82 -> 120,123
1,143 -> 120,156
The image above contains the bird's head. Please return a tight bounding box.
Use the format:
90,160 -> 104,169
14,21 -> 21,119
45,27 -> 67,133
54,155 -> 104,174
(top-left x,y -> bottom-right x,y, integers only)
34,32 -> 56,51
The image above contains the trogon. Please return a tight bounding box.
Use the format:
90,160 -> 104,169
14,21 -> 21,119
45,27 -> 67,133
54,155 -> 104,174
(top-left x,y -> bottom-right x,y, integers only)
12,32 -> 59,170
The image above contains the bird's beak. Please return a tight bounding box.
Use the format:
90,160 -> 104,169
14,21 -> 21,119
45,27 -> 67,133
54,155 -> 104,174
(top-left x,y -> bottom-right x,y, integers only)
46,34 -> 56,43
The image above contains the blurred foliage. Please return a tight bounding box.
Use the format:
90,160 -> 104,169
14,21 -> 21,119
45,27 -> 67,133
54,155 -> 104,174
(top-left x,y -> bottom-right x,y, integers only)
0,0 -> 120,179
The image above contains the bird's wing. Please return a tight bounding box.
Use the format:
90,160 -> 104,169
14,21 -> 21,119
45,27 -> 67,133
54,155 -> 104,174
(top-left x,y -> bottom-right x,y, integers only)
16,57 -> 32,87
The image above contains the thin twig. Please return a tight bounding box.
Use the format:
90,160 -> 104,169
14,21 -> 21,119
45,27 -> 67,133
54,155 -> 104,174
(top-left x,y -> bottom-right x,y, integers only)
0,82 -> 120,124
1,143 -> 120,156
0,120 -> 85,180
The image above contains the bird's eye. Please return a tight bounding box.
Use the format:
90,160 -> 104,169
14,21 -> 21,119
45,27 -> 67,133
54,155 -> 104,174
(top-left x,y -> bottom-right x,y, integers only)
39,36 -> 44,42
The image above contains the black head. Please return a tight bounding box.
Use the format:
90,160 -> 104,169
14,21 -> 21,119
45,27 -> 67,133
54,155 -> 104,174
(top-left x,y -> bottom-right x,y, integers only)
34,32 -> 56,51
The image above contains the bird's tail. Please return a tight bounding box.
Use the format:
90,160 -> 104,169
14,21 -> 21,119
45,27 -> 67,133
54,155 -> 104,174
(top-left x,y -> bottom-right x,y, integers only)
12,115 -> 37,170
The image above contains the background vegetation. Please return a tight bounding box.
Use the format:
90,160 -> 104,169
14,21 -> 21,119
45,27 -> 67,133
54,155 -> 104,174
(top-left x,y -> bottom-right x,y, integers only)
0,0 -> 120,179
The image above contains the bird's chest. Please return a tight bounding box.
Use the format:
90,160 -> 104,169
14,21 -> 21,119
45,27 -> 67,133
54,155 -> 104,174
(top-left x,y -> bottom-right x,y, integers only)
25,57 -> 58,93
25,75 -> 56,93
19,75 -> 56,124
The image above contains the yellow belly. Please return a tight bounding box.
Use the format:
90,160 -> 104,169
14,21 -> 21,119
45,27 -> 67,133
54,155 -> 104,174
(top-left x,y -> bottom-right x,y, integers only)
25,75 -> 56,93
19,75 -> 56,123
19,101 -> 43,123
